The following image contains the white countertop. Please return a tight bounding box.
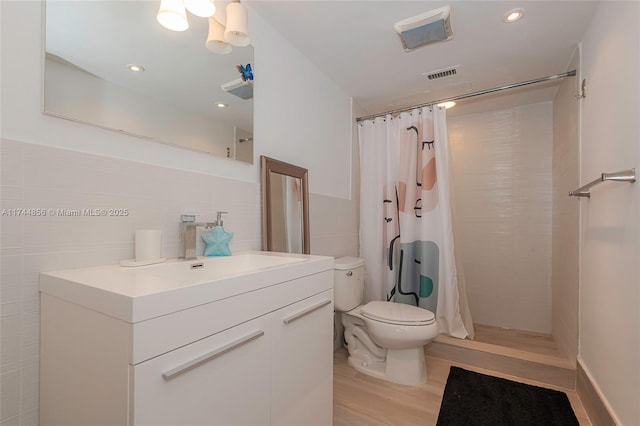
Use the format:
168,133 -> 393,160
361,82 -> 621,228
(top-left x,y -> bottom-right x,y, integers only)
40,251 -> 334,323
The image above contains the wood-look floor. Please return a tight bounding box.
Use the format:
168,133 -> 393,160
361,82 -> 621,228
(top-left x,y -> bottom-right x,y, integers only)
473,323 -> 562,358
333,325 -> 591,425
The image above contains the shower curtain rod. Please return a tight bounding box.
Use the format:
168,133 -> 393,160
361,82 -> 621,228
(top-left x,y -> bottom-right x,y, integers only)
355,70 -> 577,123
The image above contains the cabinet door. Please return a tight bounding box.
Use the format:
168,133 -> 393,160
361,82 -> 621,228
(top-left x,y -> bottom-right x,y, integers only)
132,316 -> 270,426
271,290 -> 334,426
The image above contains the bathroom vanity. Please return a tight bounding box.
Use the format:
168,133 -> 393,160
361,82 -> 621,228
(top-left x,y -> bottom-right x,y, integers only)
39,252 -> 334,426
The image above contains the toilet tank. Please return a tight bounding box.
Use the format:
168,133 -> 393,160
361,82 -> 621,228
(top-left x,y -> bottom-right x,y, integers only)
334,257 -> 365,312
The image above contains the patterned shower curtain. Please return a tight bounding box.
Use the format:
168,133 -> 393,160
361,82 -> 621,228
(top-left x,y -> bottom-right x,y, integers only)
358,106 -> 472,338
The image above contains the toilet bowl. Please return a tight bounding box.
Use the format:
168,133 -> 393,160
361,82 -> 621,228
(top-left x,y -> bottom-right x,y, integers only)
334,257 -> 439,386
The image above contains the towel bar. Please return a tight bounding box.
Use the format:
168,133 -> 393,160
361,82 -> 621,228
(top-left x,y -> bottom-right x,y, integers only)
569,168 -> 636,197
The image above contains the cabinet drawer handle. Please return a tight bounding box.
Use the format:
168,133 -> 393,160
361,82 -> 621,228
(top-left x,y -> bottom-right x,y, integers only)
282,299 -> 332,325
162,330 -> 264,381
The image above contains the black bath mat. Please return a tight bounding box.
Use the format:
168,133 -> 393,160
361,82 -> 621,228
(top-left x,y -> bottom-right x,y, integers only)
436,367 -> 579,426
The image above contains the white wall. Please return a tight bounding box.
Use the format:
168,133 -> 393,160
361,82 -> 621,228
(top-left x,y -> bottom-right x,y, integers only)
448,102 -> 553,333
0,1 -> 357,424
578,2 -> 640,424
251,8 -> 352,200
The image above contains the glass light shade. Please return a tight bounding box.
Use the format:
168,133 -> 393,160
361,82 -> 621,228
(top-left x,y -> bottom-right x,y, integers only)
184,0 -> 216,18
206,17 -> 232,54
213,4 -> 227,26
224,1 -> 251,47
157,0 -> 189,31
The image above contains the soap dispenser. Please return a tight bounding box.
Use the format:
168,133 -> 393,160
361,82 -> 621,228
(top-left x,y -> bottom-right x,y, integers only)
202,211 -> 234,256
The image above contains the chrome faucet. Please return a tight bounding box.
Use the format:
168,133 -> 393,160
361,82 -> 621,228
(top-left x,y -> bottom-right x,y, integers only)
180,214 -> 214,260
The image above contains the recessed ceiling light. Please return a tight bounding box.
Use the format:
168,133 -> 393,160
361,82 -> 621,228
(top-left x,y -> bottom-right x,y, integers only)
127,64 -> 145,72
215,102 -> 228,108
503,8 -> 524,23
437,101 -> 456,109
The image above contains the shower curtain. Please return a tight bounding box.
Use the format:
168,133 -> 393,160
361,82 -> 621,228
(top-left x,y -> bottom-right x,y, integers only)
358,106 -> 473,339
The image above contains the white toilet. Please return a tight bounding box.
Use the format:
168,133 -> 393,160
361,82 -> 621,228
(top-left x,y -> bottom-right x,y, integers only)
334,257 -> 439,386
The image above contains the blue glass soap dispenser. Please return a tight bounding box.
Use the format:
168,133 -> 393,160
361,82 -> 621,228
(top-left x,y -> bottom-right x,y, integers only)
202,211 -> 234,256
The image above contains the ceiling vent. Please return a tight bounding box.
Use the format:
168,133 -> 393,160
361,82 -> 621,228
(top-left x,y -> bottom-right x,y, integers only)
425,66 -> 458,80
221,78 -> 253,100
394,6 -> 454,52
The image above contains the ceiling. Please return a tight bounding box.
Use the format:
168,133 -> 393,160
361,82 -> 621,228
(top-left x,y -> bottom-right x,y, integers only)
45,1 -> 599,124
248,0 -> 598,117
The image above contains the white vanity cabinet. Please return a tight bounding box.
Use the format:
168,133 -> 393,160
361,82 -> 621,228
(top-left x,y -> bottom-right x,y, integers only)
132,315 -> 271,426
271,291 -> 334,425
40,253 -> 334,426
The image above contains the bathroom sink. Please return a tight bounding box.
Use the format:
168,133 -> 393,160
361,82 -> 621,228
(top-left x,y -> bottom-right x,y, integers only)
40,251 -> 333,323
139,252 -> 305,284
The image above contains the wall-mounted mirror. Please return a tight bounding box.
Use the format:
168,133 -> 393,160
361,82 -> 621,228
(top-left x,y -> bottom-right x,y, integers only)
43,0 -> 254,164
261,156 -> 310,254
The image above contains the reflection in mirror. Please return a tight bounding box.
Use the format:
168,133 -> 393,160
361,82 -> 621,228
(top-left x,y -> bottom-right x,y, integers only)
269,172 -> 304,253
261,156 -> 310,254
43,0 -> 254,163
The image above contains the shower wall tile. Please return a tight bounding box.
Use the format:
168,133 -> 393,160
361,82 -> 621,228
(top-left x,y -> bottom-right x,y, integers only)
0,138 -> 356,425
1,415 -> 21,426
449,102 -> 553,333
551,50 -> 580,364
0,369 -> 21,423
210,177 -> 262,254
310,193 -> 358,258
0,312 -> 22,373
0,140 -> 24,188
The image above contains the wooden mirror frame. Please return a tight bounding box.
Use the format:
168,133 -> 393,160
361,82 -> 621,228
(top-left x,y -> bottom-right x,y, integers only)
261,156 -> 310,254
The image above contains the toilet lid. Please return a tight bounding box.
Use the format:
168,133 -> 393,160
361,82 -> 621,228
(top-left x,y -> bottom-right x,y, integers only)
361,301 -> 435,326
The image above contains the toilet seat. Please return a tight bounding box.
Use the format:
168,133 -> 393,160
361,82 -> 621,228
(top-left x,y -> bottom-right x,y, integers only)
361,301 -> 435,326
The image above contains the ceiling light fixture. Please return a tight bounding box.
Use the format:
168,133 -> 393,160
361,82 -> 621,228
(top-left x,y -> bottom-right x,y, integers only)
127,64 -> 145,72
184,0 -> 216,18
215,102 -> 228,108
503,8 -> 524,23
224,0 -> 250,47
206,16 -> 232,54
157,0 -> 251,54
157,0 -> 189,31
437,101 -> 456,109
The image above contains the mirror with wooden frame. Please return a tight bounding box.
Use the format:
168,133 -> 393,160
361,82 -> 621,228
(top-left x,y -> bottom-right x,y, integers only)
261,156 -> 310,254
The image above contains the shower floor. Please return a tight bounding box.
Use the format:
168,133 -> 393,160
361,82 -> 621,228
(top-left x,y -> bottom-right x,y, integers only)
472,323 -> 562,358
429,323 -> 575,389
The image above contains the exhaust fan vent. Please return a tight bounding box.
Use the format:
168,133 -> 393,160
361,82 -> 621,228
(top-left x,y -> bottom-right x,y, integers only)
427,68 -> 457,80
221,78 -> 253,100
394,6 -> 454,52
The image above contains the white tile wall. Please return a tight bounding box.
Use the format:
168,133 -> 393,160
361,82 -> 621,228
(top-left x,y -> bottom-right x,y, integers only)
0,138 -> 358,424
310,193 -> 359,258
448,102 -> 554,333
